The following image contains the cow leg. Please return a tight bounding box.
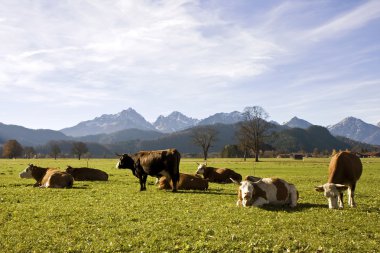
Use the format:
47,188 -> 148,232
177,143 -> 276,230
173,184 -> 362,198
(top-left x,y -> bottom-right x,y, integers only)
348,183 -> 356,207
139,174 -> 147,191
338,192 -> 344,209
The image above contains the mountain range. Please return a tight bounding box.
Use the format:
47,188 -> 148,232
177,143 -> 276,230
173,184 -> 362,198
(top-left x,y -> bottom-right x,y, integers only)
1,108 -> 379,157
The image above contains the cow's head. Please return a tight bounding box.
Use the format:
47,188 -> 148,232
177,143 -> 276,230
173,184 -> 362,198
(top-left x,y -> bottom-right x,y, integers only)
315,183 -> 348,209
19,164 -> 34,179
116,154 -> 135,171
195,162 -> 207,175
238,181 -> 254,207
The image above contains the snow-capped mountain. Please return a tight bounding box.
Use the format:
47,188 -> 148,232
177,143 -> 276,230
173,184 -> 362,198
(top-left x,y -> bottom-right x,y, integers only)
328,117 -> 380,145
153,111 -> 199,133
284,117 -> 313,129
60,108 -> 155,137
198,111 -> 244,126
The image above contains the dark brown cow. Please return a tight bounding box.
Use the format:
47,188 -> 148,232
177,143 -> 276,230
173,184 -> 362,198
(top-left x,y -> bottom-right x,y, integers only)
195,162 -> 242,183
116,149 -> 180,192
66,166 -> 108,181
315,151 -> 363,209
19,164 -> 73,188
158,173 -> 208,191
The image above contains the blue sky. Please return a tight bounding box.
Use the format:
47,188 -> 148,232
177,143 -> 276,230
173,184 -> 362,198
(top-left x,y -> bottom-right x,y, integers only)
1,0 -> 379,130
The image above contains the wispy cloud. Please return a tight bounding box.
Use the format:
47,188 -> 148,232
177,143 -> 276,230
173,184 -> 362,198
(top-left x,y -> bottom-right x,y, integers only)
0,0 -> 379,129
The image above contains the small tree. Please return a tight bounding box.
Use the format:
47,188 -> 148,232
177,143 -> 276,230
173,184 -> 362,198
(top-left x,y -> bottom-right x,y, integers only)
24,146 -> 36,159
238,106 -> 270,162
72,142 -> 88,160
49,141 -> 61,160
191,126 -> 218,161
2,140 -> 23,159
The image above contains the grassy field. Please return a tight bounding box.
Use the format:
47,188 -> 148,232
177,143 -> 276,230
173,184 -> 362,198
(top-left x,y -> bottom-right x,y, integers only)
0,157 -> 379,252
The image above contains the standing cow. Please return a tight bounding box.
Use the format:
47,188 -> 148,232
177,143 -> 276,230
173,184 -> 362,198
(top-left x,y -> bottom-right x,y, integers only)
116,149 -> 180,192
315,151 -> 363,209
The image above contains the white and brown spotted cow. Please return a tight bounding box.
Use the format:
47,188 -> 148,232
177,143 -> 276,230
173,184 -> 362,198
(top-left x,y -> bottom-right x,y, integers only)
315,151 -> 362,209
19,164 -> 73,188
233,177 -> 298,208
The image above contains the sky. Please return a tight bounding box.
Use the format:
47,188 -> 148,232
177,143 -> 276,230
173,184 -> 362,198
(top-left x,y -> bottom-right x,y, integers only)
1,0 -> 380,130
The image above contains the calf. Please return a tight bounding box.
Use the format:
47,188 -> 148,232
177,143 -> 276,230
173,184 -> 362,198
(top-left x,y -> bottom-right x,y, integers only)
66,166 -> 108,181
195,162 -> 242,183
158,173 -> 208,190
233,177 -> 298,208
19,164 -> 73,188
315,151 -> 362,209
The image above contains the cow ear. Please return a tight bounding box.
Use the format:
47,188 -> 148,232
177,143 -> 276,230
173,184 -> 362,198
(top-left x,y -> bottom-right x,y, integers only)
335,184 -> 348,192
315,185 -> 324,192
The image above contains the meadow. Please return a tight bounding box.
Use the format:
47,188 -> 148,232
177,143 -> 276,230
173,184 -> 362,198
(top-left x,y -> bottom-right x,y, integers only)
0,157 -> 379,253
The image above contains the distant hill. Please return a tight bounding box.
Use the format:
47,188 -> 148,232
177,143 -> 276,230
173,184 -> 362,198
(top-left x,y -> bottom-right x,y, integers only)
328,117 -> 380,145
60,108 -> 155,137
76,128 -> 166,144
0,122 -> 70,146
198,111 -> 243,126
284,117 -> 313,129
153,111 -> 199,133
268,125 -> 350,153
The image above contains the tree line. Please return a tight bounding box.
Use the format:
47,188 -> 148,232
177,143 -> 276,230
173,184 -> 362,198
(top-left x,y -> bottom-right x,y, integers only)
1,140 -> 89,160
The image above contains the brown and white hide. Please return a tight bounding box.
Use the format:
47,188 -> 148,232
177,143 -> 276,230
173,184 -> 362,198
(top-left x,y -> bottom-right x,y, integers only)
19,164 -> 73,188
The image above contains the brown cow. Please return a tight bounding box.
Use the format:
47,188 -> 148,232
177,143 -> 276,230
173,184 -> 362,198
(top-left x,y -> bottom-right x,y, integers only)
116,149 -> 180,192
158,173 -> 208,190
19,164 -> 73,188
66,166 -> 108,181
195,162 -> 242,183
315,151 -> 363,209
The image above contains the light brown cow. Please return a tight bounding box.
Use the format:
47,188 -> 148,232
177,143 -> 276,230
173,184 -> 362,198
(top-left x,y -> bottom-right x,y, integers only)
315,151 -> 362,209
19,164 -> 73,188
158,173 -> 208,190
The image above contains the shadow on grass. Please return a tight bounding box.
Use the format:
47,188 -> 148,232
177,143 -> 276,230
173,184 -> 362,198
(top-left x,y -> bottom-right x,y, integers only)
258,202 -> 327,212
166,189 -> 237,196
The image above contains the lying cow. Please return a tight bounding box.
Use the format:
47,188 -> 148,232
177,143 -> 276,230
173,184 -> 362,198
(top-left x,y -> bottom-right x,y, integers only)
66,166 -> 108,181
19,164 -> 73,188
196,162 -> 242,183
315,151 -> 362,209
158,173 -> 208,190
233,177 -> 298,208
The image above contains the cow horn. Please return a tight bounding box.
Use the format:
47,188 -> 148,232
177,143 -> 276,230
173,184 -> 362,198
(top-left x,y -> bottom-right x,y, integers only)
230,178 -> 241,185
115,153 -> 122,157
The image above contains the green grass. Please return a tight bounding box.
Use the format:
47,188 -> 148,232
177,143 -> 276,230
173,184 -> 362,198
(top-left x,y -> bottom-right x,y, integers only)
0,158 -> 379,252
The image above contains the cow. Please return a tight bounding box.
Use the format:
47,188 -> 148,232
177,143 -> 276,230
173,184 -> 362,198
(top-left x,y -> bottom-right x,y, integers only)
19,164 -> 73,188
66,166 -> 108,181
315,151 -> 363,209
232,177 -> 298,208
158,173 -> 208,191
195,162 -> 242,183
116,149 -> 180,192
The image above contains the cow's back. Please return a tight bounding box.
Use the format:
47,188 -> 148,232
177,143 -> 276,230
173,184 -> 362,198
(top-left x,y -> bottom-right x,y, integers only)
41,169 -> 73,188
137,149 -> 180,174
328,152 -> 362,184
159,173 -> 208,190
66,167 -> 108,181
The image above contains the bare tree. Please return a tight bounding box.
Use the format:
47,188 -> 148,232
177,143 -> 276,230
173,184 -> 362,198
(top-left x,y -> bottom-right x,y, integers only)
48,141 -> 61,160
23,146 -> 36,159
72,142 -> 88,160
191,126 -> 218,161
238,106 -> 270,162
